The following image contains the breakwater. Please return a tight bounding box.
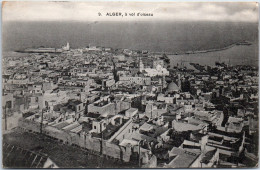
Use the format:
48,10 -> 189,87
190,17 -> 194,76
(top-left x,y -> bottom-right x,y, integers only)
151,41 -> 252,56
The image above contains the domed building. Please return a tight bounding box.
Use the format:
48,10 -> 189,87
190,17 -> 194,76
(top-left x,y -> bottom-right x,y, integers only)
167,81 -> 180,92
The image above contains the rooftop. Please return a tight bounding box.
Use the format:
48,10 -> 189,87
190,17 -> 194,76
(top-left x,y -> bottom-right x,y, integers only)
67,99 -> 82,106
201,149 -> 218,164
167,147 -> 200,168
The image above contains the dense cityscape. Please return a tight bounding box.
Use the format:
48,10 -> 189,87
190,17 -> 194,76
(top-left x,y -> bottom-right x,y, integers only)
2,42 -> 259,168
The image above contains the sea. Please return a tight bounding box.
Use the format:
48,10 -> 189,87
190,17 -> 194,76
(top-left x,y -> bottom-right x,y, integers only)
169,43 -> 259,68
2,21 -> 259,66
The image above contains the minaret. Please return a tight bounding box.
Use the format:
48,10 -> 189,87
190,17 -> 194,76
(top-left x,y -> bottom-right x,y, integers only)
139,58 -> 144,72
66,42 -> 70,50
178,74 -> 181,89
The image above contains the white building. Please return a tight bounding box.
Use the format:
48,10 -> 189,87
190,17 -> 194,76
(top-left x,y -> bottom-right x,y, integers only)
144,64 -> 169,77
62,42 -> 70,51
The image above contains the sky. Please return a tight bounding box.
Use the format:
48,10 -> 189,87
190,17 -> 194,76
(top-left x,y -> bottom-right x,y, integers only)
2,1 -> 259,22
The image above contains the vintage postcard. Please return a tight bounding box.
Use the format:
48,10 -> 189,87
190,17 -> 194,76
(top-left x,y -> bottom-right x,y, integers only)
2,1 -> 259,168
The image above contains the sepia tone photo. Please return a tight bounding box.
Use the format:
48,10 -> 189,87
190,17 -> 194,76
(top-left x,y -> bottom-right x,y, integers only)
2,1 -> 259,168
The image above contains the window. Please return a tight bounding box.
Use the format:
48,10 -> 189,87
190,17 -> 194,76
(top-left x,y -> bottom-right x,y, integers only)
6,101 -> 12,109
94,126 -> 96,129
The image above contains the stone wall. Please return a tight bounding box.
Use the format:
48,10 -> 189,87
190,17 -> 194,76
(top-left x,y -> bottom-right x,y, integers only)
18,118 -> 42,133
43,126 -> 73,144
18,118 -> 133,162
78,134 -> 101,153
78,133 -> 132,162
103,141 -> 131,162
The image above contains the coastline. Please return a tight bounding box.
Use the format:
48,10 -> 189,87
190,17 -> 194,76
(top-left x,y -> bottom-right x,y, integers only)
4,40 -> 255,60
150,41 -> 253,56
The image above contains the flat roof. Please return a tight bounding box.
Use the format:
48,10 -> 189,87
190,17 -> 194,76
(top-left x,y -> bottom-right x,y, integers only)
168,147 -> 200,168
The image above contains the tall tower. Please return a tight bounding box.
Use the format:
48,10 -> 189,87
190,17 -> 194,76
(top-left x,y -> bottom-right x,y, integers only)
178,74 -> 181,89
66,42 -> 70,50
139,58 -> 144,72
162,76 -> 166,88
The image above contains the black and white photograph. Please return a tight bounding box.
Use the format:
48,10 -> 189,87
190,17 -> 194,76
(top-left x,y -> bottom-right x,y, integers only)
1,1 -> 259,168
